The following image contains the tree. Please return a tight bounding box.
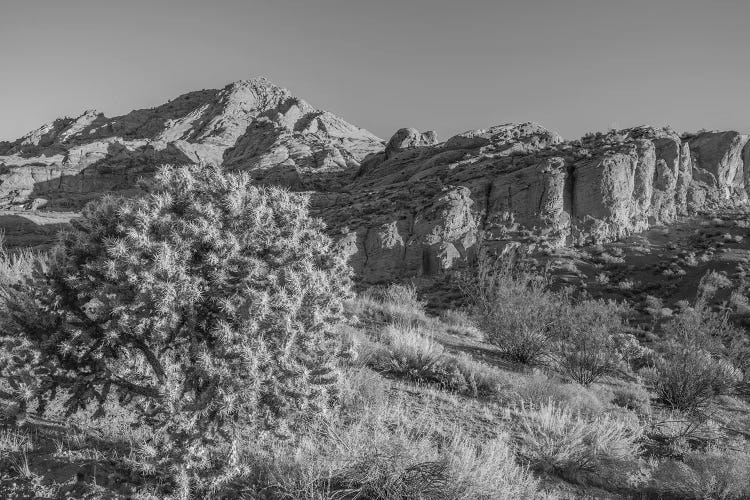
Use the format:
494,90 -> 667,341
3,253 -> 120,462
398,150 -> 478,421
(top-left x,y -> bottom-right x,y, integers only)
0,164 -> 351,481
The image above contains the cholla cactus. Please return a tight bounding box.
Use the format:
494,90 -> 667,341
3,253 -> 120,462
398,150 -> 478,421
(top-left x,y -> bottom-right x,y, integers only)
0,164 -> 351,470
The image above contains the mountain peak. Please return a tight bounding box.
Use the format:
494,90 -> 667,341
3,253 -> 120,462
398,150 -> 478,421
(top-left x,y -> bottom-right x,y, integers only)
0,78 -> 384,209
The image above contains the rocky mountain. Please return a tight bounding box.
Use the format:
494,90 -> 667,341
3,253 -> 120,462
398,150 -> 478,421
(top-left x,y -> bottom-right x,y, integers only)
0,77 -> 383,209
1,78 -> 749,283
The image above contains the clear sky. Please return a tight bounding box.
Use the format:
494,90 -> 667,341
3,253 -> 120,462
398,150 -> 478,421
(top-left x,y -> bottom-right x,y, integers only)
1,0 -> 748,142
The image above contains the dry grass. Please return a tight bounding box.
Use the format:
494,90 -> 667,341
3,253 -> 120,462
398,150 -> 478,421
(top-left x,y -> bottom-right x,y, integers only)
234,390 -> 544,499
0,428 -> 33,458
348,283 -> 430,328
515,399 -> 642,476
0,247 -> 43,285
363,324 -> 503,397
506,370 -> 607,415
438,309 -> 483,340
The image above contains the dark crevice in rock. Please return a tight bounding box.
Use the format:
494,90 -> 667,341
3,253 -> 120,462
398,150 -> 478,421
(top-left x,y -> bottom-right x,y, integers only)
481,181 -> 493,229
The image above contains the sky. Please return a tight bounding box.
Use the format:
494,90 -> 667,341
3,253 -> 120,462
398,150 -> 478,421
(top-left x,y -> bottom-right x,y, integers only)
1,0 -> 748,142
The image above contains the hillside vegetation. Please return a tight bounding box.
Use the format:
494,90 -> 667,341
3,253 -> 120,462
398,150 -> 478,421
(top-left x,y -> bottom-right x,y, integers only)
0,166 -> 748,499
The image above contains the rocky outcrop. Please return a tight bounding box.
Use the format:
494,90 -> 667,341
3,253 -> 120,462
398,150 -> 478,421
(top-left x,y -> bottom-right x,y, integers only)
687,131 -> 750,201
2,78 -> 749,283
0,78 -> 383,209
319,125 -> 750,281
384,128 -> 438,158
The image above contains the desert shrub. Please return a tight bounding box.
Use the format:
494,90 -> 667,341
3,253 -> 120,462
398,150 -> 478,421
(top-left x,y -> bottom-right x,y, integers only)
370,324 -> 445,379
643,295 -> 664,316
446,353 -> 503,397
611,382 -> 652,414
366,325 -> 501,396
466,258 -> 562,364
646,410 -> 725,451
0,165 -> 351,494
696,270 -> 732,306
439,309 -> 482,339
653,348 -> 741,412
441,432 -> 543,500
653,309 -> 744,411
0,247 -> 44,286
614,331 -> 655,371
652,445 -> 750,499
351,283 -> 429,327
439,309 -> 473,328
516,400 -> 642,476
509,370 -> 606,415
553,299 -> 631,386
366,283 -> 424,310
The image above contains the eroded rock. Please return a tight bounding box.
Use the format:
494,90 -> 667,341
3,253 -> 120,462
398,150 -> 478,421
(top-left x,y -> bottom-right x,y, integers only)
3,80 -> 750,284
688,131 -> 750,200
0,78 -> 384,208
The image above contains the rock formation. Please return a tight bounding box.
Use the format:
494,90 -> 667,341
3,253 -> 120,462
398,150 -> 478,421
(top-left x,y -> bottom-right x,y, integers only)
1,78 -> 749,283
0,78 -> 383,209
319,125 -> 750,282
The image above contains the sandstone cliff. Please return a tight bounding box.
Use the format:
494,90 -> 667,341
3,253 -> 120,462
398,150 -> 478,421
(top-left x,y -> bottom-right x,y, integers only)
1,79 -> 748,283
319,125 -> 750,282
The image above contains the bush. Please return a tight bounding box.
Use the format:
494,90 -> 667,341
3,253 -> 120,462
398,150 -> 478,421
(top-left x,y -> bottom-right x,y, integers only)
466,256 -> 637,381
467,259 -> 561,364
509,370 -> 606,415
0,247 -> 43,286
365,283 -> 424,310
439,309 -> 482,339
372,324 -> 445,379
654,348 -> 741,412
652,445 -> 750,499
611,383 -> 652,414
365,325 -> 501,396
439,309 -> 473,328
0,165 -> 351,493
516,400 -> 642,476
351,283 -> 429,327
554,299 -> 631,386
653,309 -> 743,411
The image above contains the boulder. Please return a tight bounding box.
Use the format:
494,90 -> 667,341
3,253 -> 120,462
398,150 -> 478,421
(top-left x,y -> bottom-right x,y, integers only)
384,128 -> 438,158
445,122 -> 562,152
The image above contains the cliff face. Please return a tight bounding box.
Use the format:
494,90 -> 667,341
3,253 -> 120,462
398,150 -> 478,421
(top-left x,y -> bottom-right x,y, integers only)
320,125 -> 750,282
1,78 -> 748,283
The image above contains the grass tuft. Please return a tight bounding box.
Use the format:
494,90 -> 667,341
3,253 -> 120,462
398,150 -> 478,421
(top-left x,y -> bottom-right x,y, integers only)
516,399 -> 642,476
